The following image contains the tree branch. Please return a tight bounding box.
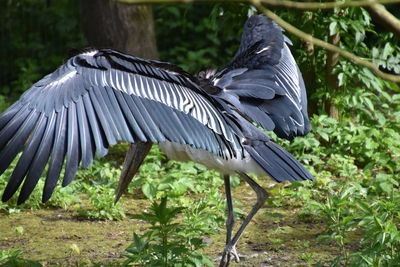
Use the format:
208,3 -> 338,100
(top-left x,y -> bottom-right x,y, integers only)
251,0 -> 400,84
365,4 -> 400,37
118,0 -> 400,84
118,0 -> 400,9
326,4 -> 341,119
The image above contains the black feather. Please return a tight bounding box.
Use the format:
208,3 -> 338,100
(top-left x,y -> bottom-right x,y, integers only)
76,97 -> 95,168
89,88 -> 117,145
0,110 -> 40,176
63,103 -> 80,187
131,95 -> 165,142
18,111 -> 57,204
105,87 -> 134,142
0,107 -> 30,151
2,113 -> 48,202
113,89 -> 146,142
43,108 -> 68,202
0,15 -> 313,205
120,93 -> 155,142
82,93 -> 108,158
245,141 -> 313,182
0,102 -> 23,130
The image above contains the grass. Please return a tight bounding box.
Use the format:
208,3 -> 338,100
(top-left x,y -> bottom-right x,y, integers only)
0,107 -> 399,266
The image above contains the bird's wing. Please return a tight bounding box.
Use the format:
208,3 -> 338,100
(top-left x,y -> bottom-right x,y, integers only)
0,49 -> 240,204
210,15 -> 310,140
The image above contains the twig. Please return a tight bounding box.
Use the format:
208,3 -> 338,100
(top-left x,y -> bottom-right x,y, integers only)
117,0 -> 400,83
118,0 -> 400,9
251,0 -> 400,83
256,0 -> 400,10
365,4 -> 400,37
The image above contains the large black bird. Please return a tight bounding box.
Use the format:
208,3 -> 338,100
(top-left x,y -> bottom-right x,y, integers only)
0,14 -> 313,266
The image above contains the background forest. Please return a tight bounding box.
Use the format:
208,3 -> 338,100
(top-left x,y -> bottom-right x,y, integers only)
0,0 -> 399,266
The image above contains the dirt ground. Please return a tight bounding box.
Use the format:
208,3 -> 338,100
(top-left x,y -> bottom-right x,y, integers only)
0,182 -> 353,266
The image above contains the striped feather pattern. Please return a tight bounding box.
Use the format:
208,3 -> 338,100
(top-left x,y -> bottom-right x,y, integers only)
208,15 -> 311,140
0,49 -> 241,203
0,15 -> 314,205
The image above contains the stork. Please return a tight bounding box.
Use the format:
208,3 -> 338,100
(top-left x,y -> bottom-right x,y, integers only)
0,14 -> 313,266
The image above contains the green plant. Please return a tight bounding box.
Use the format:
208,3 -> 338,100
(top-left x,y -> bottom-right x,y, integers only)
124,197 -> 213,267
0,249 -> 23,262
77,184 -> 125,221
0,249 -> 42,267
351,196 -> 400,266
307,186 -> 359,264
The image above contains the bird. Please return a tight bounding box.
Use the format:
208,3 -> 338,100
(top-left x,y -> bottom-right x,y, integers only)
0,14 -> 313,266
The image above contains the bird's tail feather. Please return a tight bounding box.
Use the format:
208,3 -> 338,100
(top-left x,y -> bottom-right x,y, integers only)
245,141 -> 314,182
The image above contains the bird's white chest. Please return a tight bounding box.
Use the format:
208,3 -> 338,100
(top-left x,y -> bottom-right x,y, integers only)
159,142 -> 264,176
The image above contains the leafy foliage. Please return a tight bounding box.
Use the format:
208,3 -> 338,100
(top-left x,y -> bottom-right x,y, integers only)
123,197 -> 213,266
77,184 -> 126,221
0,0 -> 86,108
0,249 -> 42,267
154,3 -> 253,73
0,1 -> 399,266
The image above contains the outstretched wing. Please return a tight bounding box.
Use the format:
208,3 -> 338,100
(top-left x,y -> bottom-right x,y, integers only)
210,14 -> 310,140
0,49 -> 240,204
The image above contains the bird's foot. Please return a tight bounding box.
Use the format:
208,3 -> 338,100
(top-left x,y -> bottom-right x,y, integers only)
219,244 -> 240,267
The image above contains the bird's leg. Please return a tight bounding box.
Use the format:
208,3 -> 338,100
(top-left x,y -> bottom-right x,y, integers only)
231,172 -> 268,246
219,175 -> 239,267
115,142 -> 152,202
224,175 -> 235,245
219,172 -> 268,267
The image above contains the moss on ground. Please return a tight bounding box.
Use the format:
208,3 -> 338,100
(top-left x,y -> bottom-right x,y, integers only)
0,182 -> 360,266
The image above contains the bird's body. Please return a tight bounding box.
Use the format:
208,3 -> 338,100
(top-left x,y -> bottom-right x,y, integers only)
160,142 -> 265,175
0,14 -> 314,266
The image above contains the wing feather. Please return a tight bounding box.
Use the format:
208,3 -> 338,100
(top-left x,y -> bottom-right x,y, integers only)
0,110 -> 40,175
2,113 -> 48,201
88,88 -> 117,146
0,102 -> 23,129
18,111 -> 57,204
76,98 -> 95,168
0,106 -> 30,151
0,37 -> 314,203
0,48 -> 241,202
63,102 -> 80,187
104,85 -> 134,143
43,108 -> 67,202
113,89 -> 147,142
82,93 -> 108,157
210,15 -> 310,140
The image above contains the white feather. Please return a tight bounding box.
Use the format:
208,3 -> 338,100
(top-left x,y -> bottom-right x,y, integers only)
159,142 -> 265,176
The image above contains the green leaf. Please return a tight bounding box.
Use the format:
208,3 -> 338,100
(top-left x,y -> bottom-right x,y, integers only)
329,21 -> 338,35
382,43 -> 394,59
142,183 -> 157,199
319,131 -> 330,141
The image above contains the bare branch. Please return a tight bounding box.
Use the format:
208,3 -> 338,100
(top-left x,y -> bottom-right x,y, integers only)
251,0 -> 400,83
117,0 -> 400,83
365,4 -> 400,37
118,0 -> 400,9
258,0 -> 400,10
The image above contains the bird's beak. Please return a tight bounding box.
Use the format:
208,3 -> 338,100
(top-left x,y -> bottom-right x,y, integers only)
115,142 -> 152,203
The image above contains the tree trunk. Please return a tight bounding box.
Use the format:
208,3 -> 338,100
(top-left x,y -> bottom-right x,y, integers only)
326,30 -> 340,120
299,8 -> 318,115
325,3 -> 341,120
80,0 -> 158,59
80,0 -> 157,198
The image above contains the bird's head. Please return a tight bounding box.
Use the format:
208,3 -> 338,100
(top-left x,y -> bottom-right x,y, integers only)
234,14 -> 284,65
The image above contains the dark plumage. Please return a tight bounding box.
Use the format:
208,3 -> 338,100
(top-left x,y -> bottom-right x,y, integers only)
0,14 -> 313,266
